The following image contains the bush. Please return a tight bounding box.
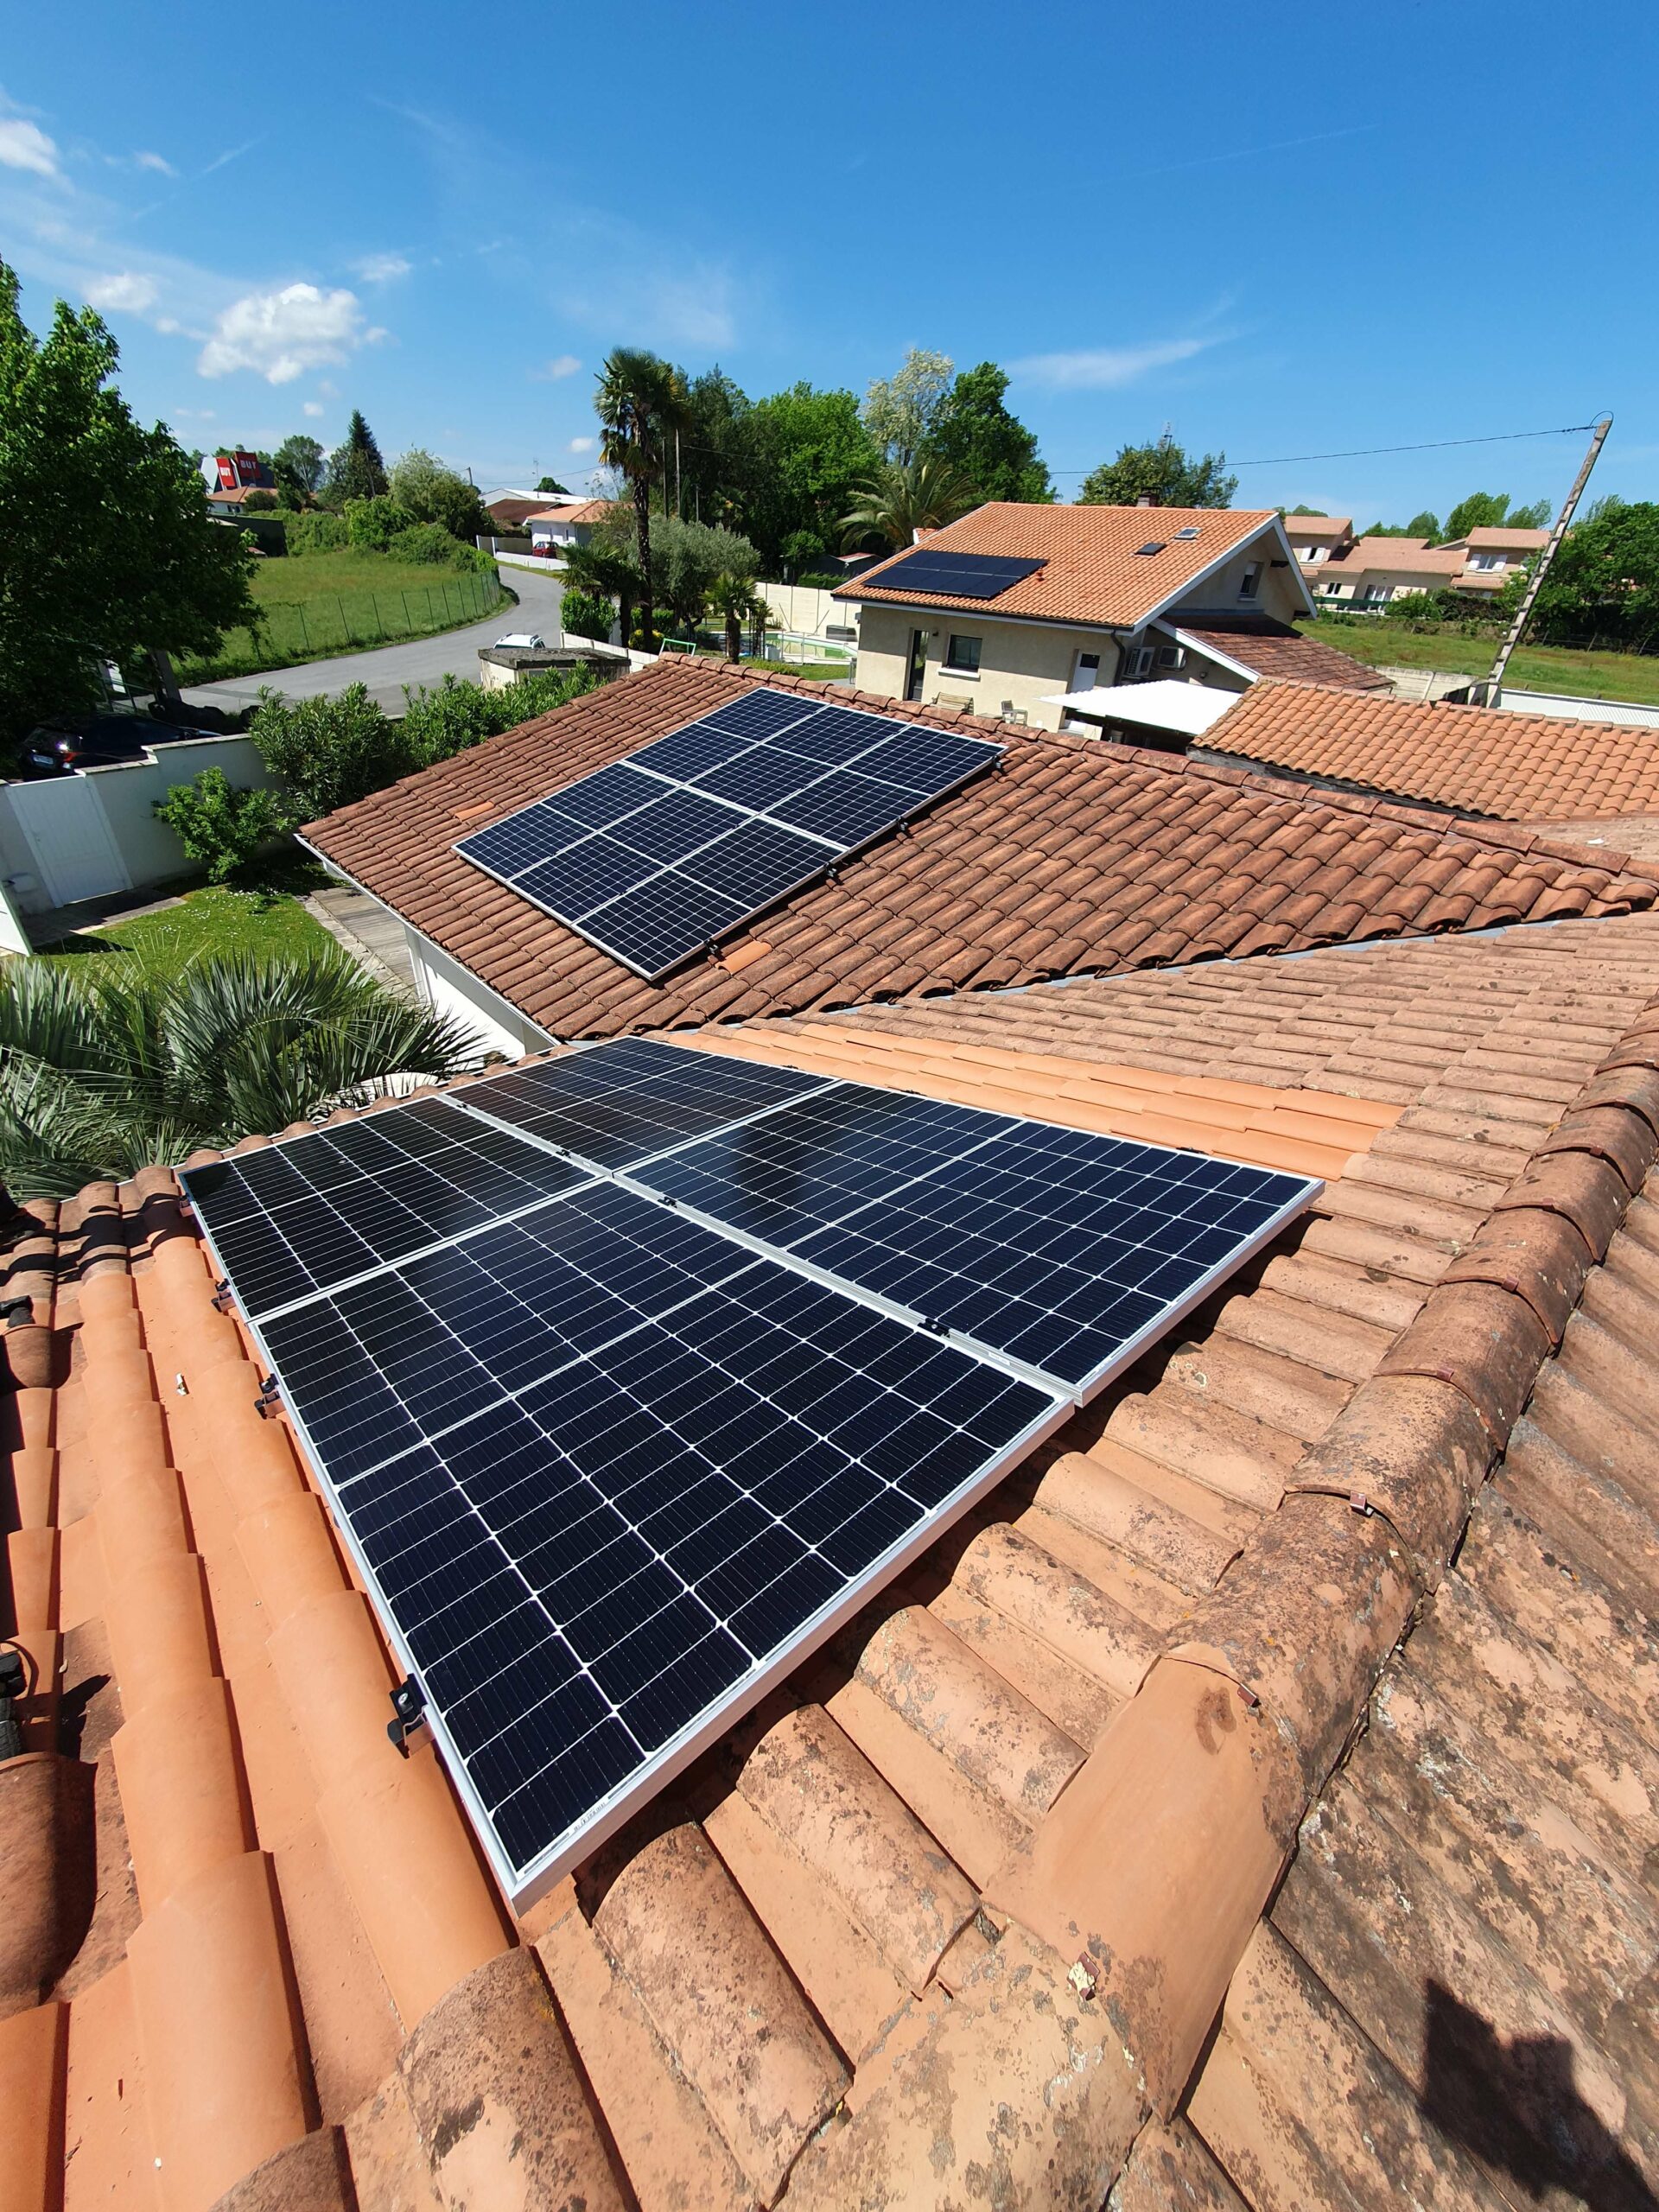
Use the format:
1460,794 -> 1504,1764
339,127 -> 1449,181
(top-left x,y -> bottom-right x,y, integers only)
389,520 -> 474,568
561,588 -> 614,642
284,510 -> 350,556
243,489 -> 278,512
153,767 -> 295,884
247,682 -> 417,820
793,570 -> 846,590
346,495 -> 418,551
401,666 -> 601,766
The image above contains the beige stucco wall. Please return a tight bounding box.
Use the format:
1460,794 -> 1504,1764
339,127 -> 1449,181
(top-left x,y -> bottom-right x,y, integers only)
852,604 -> 1123,731
1164,540 -> 1307,626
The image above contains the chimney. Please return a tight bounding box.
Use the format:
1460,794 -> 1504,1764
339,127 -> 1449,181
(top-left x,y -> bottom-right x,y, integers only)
1135,493 -> 1160,508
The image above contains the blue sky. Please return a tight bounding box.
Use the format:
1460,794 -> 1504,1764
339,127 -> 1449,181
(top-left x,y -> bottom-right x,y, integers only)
3,0 -> 1655,525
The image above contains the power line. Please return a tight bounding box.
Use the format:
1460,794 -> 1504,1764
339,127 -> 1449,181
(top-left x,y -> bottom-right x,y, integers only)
1044,420 -> 1607,479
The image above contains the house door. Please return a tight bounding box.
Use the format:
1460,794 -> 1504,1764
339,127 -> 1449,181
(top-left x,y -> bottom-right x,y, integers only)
11,775 -> 133,908
1071,651 -> 1101,693
905,628 -> 928,702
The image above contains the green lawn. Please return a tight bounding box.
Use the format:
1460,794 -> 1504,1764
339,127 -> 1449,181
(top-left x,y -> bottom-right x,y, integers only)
1300,617 -> 1659,707
175,550 -> 512,684
46,879 -> 334,969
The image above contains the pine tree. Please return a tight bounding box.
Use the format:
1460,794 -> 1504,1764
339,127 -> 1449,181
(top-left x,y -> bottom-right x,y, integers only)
323,409 -> 388,506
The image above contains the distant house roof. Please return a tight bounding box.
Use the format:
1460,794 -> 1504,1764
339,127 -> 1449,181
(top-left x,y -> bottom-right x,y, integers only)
832,502 -> 1312,626
1318,537 -> 1466,582
202,482 -> 274,508
527,498 -> 613,526
1446,524 -> 1551,552
1206,677 -> 1659,823
1281,513 -> 1354,540
484,491 -> 558,524
303,658 -> 1659,1046
1159,613 -> 1389,692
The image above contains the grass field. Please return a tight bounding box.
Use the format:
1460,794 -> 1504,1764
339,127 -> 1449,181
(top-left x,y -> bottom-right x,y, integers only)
1300,618 -> 1659,707
47,878 -> 334,969
175,550 -> 512,684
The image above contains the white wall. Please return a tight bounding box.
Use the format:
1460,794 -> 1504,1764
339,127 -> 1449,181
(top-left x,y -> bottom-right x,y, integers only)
757,583 -> 858,646
404,924 -> 556,1058
0,734 -> 273,913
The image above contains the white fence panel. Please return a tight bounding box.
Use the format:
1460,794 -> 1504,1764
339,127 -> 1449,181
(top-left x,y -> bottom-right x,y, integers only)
8,776 -> 132,907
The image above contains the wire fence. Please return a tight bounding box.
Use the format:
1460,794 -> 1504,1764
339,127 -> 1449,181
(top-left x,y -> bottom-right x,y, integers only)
179,569 -> 509,684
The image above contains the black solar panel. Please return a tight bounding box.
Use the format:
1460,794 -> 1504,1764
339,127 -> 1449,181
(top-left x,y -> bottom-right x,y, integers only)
454,700 -> 1001,978
865,548 -> 1046,601
185,1037 -> 1319,1902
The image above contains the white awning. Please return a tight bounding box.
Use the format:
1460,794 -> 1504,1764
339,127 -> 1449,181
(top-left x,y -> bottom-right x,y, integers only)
1041,678 -> 1236,737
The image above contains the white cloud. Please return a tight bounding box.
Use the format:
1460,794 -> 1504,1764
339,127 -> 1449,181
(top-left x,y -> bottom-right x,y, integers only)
134,149 -> 176,176
0,118 -> 59,178
568,435 -> 595,454
85,270 -> 159,314
531,353 -> 582,381
197,282 -> 374,385
353,251 -> 410,283
1008,337 -> 1215,391
303,400 -> 325,417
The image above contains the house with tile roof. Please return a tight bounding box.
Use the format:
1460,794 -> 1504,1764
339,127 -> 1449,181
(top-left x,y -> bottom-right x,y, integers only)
527,498 -> 616,554
1203,677 -> 1659,858
830,503 -> 1383,728
295,657 -> 1658,1060
8,772 -> 1659,2210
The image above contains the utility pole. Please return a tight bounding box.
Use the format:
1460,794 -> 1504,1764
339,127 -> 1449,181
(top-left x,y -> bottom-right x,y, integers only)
1483,414 -> 1611,700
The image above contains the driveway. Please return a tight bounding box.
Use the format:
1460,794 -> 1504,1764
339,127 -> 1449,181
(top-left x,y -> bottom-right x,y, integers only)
181,563 -> 567,716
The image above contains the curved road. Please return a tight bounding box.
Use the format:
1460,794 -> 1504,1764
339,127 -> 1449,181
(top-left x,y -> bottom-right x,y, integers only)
180,562 -> 567,717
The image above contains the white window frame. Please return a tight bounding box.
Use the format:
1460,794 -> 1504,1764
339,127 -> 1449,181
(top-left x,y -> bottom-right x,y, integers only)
1238,562 -> 1262,601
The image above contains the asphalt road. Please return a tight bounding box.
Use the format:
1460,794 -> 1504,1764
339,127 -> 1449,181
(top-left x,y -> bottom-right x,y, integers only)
181,563 -> 567,716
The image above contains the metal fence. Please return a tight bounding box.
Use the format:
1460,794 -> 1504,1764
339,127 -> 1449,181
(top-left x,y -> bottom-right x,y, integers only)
179,569 -> 509,683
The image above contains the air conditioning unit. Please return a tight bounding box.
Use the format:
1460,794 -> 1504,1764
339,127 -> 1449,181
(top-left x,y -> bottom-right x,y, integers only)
1123,646 -> 1155,679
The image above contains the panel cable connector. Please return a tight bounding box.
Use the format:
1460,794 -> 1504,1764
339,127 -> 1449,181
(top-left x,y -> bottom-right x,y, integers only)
387,1676 -> 427,1758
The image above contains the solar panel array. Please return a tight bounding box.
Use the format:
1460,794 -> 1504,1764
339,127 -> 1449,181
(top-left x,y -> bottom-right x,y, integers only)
862,548 -> 1047,600
454,690 -> 1002,979
183,1038 -> 1319,1900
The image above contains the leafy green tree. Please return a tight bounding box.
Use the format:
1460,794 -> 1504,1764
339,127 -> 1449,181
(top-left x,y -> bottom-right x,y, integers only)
747,383 -> 880,569
559,536 -> 644,648
153,767 -> 295,883
605,512 -> 759,625
536,474 -> 571,494
704,573 -> 772,662
388,448 -> 491,541
594,347 -> 683,647
0,259 -> 255,753
1288,505 -> 1328,516
925,362 -> 1050,503
1079,433 -> 1237,508
779,530 -> 823,577
345,494 -> 417,550
1507,497 -> 1550,529
862,348 -> 954,466
246,682 -> 416,821
0,947 -> 474,1200
272,433 -> 325,505
323,409 -> 388,505
1439,491 -> 1551,542
1527,500 -> 1659,646
1405,510 -> 1441,539
841,454 -> 980,550
679,368 -> 758,529
559,588 -> 615,645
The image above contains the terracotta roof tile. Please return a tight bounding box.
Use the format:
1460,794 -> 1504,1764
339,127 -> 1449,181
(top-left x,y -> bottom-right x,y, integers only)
1167,614 -> 1389,691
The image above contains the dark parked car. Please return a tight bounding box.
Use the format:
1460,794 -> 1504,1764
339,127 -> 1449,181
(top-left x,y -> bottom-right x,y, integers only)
18,713 -> 215,779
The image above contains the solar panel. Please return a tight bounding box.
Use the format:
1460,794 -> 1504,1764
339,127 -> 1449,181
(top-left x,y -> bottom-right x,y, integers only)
183,1037 -> 1319,1903
867,549 -> 1046,601
454,701 -> 1002,980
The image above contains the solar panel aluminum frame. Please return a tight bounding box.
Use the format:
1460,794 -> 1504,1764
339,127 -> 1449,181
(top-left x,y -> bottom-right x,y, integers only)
184,1180 -> 1073,1909
449,699 -> 1002,982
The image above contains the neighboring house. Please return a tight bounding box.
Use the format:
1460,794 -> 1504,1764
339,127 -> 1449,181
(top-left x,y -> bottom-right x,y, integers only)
527,498 -> 615,553
201,450 -> 277,518
1202,676 -> 1659,855
1281,512 -> 1357,569
302,656 -> 1652,1057
482,487 -> 556,529
1436,522 -> 1550,593
1306,520 -> 1549,606
13,649 -> 1659,2207
831,502 -> 1382,731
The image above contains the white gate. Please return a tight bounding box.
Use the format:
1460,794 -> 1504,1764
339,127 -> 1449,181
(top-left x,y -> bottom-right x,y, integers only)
10,775 -> 133,908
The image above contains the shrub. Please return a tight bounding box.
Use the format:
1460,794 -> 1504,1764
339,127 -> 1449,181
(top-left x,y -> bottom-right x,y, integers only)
247,682 -> 417,820
284,510 -> 350,556
153,766 -> 295,884
346,495 -> 418,551
561,588 -> 614,642
1382,591 -> 1442,622
401,666 -> 601,766
794,570 -> 847,590
389,520 -> 474,567
243,489 -> 278,512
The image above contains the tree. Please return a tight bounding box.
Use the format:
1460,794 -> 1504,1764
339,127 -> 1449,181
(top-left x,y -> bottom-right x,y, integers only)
594,347 -> 682,648
246,682 -> 417,821
0,946 -> 474,1200
678,367 -> 758,529
0,260 -> 256,754
1078,434 -> 1238,509
536,474 -> 571,495
746,383 -> 880,570
559,537 -> 644,650
1526,500 -> 1659,647
559,588 -> 616,645
925,362 -> 1051,504
272,433 -> 325,505
705,573 -> 772,662
398,665 -> 599,765
1405,510 -> 1441,539
1439,491 -> 1548,542
322,409 -> 388,505
841,454 -> 980,551
388,448 -> 491,541
862,348 -> 955,467
1288,505 -> 1328,516
1507,497 -> 1551,529
603,512 -> 759,626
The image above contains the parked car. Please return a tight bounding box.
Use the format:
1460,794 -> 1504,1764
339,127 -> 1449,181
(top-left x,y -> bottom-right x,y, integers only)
493,632 -> 550,651
19,713 -> 210,779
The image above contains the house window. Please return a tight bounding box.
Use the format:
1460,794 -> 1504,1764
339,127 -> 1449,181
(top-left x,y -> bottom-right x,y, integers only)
943,633 -> 982,675
1156,645 -> 1184,669
1238,562 -> 1262,601
1467,552 -> 1503,570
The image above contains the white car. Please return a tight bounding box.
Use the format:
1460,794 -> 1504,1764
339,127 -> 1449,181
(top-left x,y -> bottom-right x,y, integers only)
494,632 -> 549,650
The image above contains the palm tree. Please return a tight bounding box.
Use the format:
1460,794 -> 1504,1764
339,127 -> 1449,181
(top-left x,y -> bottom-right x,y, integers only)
0,946 -> 476,1200
704,573 -> 772,663
594,349 -> 683,649
559,538 -> 645,651
840,454 -> 980,552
